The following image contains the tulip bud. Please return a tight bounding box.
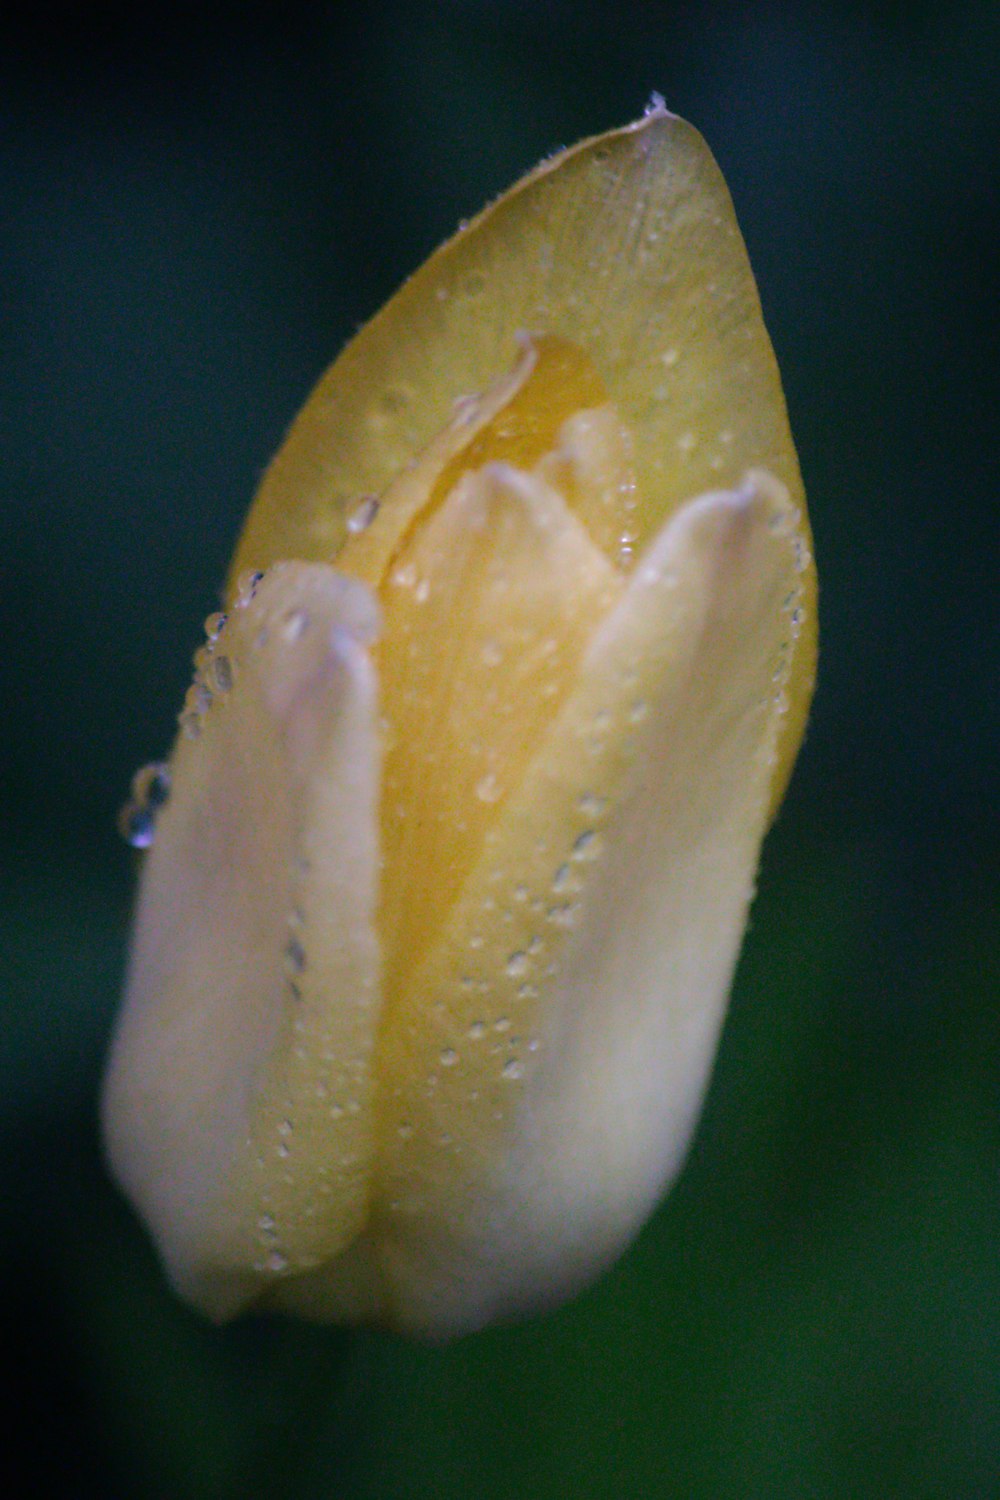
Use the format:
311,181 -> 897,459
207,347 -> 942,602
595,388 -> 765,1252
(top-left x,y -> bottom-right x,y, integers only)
103,106 -> 816,1338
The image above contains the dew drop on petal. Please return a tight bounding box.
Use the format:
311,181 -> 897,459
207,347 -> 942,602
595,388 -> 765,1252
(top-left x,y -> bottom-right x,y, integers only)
284,935 -> 306,974
347,494 -> 380,533
210,655 -> 233,694
235,570 -> 264,608
281,609 -> 310,643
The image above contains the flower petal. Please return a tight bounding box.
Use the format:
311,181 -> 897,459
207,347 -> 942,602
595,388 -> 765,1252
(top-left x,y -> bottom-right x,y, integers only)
102,563 -> 383,1320
375,456 -> 622,1001
229,110 -> 815,806
361,472 -> 807,1336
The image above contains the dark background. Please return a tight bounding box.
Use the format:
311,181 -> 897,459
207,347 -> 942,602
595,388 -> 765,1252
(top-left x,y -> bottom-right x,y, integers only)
3,2 -> 997,1496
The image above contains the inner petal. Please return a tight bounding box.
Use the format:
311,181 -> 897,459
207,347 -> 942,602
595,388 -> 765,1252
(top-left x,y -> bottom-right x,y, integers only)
332,333 -> 631,594
376,460 -> 622,1003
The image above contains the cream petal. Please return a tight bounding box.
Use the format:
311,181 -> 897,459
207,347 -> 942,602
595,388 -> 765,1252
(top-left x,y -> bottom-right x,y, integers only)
365,472 -> 808,1337
101,563 -> 383,1320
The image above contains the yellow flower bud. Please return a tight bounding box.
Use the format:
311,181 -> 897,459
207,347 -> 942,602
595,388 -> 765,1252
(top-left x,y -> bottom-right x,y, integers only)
102,107 -> 816,1339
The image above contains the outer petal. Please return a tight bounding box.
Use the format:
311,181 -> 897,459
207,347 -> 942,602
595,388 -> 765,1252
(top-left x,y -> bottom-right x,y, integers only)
101,564 -> 383,1320
229,109 -> 815,807
328,472 -> 804,1337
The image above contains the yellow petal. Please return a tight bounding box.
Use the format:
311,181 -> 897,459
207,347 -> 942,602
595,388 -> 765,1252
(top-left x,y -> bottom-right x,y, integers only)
229,109 -> 815,806
376,456 -> 622,1001
102,563 -> 383,1320
340,473 -> 805,1337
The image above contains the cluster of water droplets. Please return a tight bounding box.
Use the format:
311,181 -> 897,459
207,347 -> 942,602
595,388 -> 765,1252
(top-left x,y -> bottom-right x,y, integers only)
401,789 -> 615,1132
176,575 -> 256,742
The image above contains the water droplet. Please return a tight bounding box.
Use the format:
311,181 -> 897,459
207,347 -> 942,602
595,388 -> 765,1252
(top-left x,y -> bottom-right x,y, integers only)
118,761 -> 172,848
258,1213 -> 276,1235
494,1017 -> 511,1033
414,577 -> 431,604
398,1122 -> 414,1140
347,494 -> 380,533
547,902 -> 578,928
265,1249 -> 288,1273
578,793 -> 606,818
629,700 -> 649,724
502,1059 -> 524,1081
281,608 -> 310,642
278,1118 -> 293,1137
476,772 -> 501,803
572,829 -> 599,858
552,864 -> 573,893
440,1046 -> 459,1067
660,347 -> 679,368
284,935 -> 306,974
117,801 -> 155,849
392,561 -> 417,589
185,680 -> 212,716
210,655 -> 233,694
235,570 -> 264,608
131,760 -> 171,810
506,951 -> 529,977
468,1021 -> 486,1041
517,982 -> 539,1001
277,1141 -> 290,1159
178,710 -> 201,741
204,611 -> 227,641
677,430 -> 697,455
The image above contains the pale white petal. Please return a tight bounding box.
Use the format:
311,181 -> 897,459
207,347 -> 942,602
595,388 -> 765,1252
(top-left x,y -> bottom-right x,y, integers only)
102,563 -> 383,1320
365,472 -> 808,1336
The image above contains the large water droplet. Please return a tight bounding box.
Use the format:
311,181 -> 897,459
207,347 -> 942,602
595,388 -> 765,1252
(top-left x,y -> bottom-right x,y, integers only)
502,1058 -> 524,1081
118,761 -> 171,848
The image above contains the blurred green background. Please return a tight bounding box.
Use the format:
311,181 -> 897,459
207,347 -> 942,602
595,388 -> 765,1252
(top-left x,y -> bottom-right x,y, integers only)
3,2 -> 997,1495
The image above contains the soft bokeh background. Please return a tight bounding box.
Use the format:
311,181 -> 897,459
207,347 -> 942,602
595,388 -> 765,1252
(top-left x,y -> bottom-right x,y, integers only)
3,2 -> 997,1495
